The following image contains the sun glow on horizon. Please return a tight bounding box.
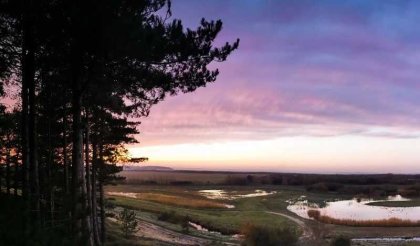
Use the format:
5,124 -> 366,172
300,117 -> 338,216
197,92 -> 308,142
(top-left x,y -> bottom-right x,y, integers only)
128,135 -> 420,173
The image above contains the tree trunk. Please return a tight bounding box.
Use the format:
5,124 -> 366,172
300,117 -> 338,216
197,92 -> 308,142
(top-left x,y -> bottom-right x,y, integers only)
71,86 -> 84,244
98,144 -> 105,244
71,87 -> 93,245
91,142 -> 100,245
71,44 -> 93,244
26,0 -> 40,224
69,1 -> 94,240
0,154 -> 2,192
14,147 -> 19,197
28,52 -> 40,227
63,112 -> 69,195
6,147 -> 11,195
84,117 -> 94,243
21,0 -> 34,237
47,96 -> 54,226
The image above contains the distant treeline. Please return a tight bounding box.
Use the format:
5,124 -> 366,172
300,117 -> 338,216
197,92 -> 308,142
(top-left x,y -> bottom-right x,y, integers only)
123,171 -> 420,185
256,173 -> 420,186
230,173 -> 420,197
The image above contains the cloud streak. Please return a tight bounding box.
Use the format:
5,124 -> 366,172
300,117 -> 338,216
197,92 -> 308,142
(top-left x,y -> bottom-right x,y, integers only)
133,0 -> 420,148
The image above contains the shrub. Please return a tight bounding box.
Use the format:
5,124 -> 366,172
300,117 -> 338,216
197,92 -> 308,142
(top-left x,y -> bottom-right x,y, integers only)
157,211 -> 193,232
181,216 -> 190,233
157,211 -> 178,223
307,209 -> 320,220
118,208 -> 138,238
105,198 -> 116,209
330,236 -> 351,246
241,223 -> 297,246
399,186 -> 420,197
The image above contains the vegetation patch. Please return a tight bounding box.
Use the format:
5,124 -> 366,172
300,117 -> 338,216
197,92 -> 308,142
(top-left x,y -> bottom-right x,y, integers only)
109,195 -> 296,235
240,223 -> 298,246
118,208 -> 139,238
109,192 -> 231,209
330,236 -> 351,246
307,209 -> 420,227
106,219 -> 171,246
366,200 -> 420,207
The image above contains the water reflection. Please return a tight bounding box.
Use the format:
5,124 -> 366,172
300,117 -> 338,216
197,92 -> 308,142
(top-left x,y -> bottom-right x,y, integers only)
198,189 -> 276,200
288,195 -> 420,221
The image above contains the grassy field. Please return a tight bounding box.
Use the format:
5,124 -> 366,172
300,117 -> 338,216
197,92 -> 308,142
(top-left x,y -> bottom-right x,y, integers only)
106,184 -> 420,237
106,185 -> 299,235
108,191 -> 229,209
105,171 -> 420,245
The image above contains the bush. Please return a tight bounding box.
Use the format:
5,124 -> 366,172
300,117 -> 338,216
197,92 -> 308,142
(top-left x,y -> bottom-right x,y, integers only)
181,216 -> 190,233
157,211 -> 181,223
105,198 -> 116,209
307,209 -> 320,220
330,236 -> 351,246
241,223 -> 298,246
118,208 -> 138,238
399,185 -> 420,197
158,211 -> 192,232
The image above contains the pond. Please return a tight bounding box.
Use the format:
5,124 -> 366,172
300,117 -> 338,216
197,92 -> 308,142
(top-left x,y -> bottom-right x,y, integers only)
198,189 -> 276,200
287,195 -> 420,222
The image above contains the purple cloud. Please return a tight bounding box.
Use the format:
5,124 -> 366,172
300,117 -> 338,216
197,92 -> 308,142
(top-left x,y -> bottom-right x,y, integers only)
132,1 -> 420,146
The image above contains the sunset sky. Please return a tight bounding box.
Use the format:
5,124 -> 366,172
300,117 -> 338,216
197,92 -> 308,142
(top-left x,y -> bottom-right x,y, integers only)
128,0 -> 420,173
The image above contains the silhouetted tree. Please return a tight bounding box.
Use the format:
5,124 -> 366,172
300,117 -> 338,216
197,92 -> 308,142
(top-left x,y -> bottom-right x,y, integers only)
0,0 -> 238,245
118,208 -> 138,238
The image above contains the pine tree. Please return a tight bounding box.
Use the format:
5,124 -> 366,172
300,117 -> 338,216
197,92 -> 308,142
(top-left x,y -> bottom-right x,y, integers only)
118,208 -> 138,239
0,1 -> 238,244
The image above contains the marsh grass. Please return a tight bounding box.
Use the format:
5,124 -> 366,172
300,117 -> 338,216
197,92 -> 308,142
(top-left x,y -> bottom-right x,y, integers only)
109,192 -> 230,209
307,209 -> 420,227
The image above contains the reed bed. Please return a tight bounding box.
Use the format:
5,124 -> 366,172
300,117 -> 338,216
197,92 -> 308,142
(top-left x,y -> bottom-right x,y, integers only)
109,192 -> 230,209
307,209 -> 420,227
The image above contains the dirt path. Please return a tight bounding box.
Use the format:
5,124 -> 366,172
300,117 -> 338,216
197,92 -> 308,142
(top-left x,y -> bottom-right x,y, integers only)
109,216 -> 211,245
267,211 -> 315,243
136,220 -> 211,245
111,206 -> 238,245
112,206 -> 309,245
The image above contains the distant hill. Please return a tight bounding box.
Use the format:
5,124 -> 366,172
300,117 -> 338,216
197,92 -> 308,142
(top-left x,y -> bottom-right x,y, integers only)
123,165 -> 174,171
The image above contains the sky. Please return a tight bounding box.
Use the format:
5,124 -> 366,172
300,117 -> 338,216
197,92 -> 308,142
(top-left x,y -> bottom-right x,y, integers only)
128,0 -> 420,173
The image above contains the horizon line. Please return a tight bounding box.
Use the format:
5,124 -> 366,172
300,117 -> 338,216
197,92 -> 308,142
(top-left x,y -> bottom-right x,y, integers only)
121,166 -> 420,175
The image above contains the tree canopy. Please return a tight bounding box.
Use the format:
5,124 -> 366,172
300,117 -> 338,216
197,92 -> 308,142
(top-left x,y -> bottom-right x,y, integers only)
0,0 -> 238,245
